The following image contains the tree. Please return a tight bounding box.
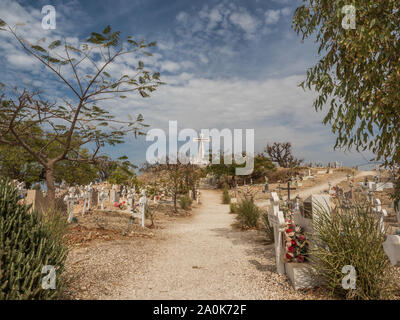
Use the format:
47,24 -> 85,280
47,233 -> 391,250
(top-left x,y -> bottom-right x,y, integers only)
207,151 -> 276,186
108,159 -> 137,186
0,20 -> 162,201
0,144 -> 43,188
292,1 -> 400,198
265,142 -> 303,168
96,155 -> 137,185
142,156 -> 199,213
54,149 -> 99,186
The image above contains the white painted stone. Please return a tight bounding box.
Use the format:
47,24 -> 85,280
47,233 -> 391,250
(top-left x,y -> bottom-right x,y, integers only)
383,235 -> 400,266
285,262 -> 319,290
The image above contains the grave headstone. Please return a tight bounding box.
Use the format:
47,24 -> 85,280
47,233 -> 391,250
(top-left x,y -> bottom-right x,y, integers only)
383,235 -> 400,266
138,190 -> 147,228
64,187 -> 78,223
268,192 -> 286,274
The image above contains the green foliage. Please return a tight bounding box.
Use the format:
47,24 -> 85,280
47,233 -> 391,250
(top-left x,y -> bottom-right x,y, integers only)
55,149 -> 98,186
222,184 -> 231,204
0,144 -> 42,187
0,179 -> 68,299
292,1 -> 400,167
236,200 -> 260,228
261,210 -> 274,243
179,194 -> 193,210
311,202 -> 394,300
207,152 -> 275,183
0,22 -> 162,200
229,203 -> 238,214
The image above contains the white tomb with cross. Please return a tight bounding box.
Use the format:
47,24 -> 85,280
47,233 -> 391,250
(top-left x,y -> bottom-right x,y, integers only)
98,187 -> 108,210
64,187 -> 78,223
138,190 -> 147,228
268,192 -> 286,274
193,133 -> 210,166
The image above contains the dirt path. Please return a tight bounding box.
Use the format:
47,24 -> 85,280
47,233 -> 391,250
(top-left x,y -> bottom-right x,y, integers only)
289,170 -> 375,200
67,175 -> 378,300
98,189 -> 324,300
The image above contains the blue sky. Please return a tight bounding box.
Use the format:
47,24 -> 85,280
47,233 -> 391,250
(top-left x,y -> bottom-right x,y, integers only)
0,0 -> 375,168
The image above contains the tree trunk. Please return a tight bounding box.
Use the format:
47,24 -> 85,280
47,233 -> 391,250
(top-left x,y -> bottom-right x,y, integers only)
191,185 -> 196,200
173,193 -> 177,212
45,165 -> 56,203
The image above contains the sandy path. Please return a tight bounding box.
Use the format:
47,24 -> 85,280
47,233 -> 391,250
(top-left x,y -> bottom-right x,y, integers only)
102,189 -> 320,300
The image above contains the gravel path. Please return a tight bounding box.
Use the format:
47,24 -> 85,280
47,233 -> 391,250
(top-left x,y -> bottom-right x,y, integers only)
102,189 -> 325,300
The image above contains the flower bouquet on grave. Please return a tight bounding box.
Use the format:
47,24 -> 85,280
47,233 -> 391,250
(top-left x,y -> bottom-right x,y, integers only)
284,217 -> 310,263
117,201 -> 127,210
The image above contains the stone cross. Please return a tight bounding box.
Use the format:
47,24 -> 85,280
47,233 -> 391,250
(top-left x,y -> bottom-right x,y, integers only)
268,192 -> 286,274
64,187 -> 78,223
80,189 -> 89,216
372,198 -> 386,232
98,187 -> 108,210
126,188 -> 134,212
193,133 -> 210,165
138,190 -> 147,228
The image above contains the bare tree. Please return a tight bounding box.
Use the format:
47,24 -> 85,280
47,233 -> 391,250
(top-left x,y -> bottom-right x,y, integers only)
265,142 -> 303,168
0,21 -> 162,201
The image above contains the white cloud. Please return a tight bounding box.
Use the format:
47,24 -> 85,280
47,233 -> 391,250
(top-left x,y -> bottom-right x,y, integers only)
161,61 -> 181,73
265,9 -> 281,25
229,11 -> 259,38
7,54 -> 37,68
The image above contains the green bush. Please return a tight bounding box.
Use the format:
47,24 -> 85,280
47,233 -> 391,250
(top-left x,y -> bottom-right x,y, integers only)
236,200 -> 260,228
0,179 -> 68,300
179,194 -> 193,210
261,210 -> 274,243
229,203 -> 238,214
222,185 -> 230,204
311,202 -> 394,300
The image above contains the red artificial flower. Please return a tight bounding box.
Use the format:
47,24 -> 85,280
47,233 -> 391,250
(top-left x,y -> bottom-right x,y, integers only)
286,228 -> 293,233
286,253 -> 292,260
298,235 -> 305,241
288,246 -> 294,253
296,255 -> 305,263
291,240 -> 296,246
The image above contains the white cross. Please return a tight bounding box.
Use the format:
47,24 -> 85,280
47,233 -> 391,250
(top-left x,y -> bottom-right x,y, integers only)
268,192 -> 286,274
193,133 -> 210,165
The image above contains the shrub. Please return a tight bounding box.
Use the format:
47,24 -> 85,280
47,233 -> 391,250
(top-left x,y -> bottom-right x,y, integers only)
261,210 -> 274,243
179,194 -> 193,210
0,179 -> 68,299
230,203 -> 238,214
311,202 -> 394,300
222,184 -> 230,204
236,200 -> 260,228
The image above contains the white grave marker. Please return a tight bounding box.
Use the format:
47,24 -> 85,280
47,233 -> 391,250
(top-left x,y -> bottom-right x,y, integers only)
268,192 -> 286,274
